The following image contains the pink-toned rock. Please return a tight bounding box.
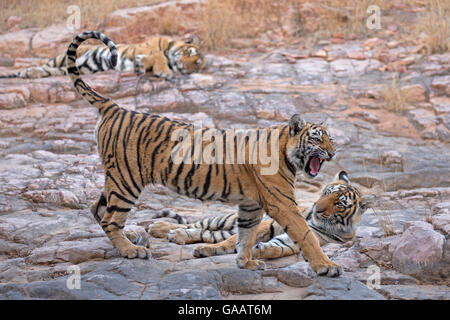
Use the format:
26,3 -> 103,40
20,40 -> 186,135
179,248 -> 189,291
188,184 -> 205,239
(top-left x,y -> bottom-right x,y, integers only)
349,111 -> 380,123
406,109 -> 437,131
381,150 -> 403,165
0,92 -> 27,109
430,96 -> 450,114
7,16 -> 22,31
330,38 -> 344,44
400,84 -> 426,103
392,221 -> 445,279
362,37 -> 381,50
104,0 -> 204,43
312,49 -> 327,59
347,51 -> 366,60
332,32 -> 344,39
0,28 -> 37,58
431,202 -> 450,235
13,57 -> 49,69
387,24 -> 398,32
431,75 -> 450,95
387,40 -> 399,49
31,25 -> 76,58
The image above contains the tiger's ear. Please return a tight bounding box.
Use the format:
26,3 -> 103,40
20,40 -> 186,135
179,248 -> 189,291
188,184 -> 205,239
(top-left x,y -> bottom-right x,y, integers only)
321,118 -> 333,129
289,114 -> 306,136
184,34 -> 200,45
338,171 -> 350,184
359,194 -> 375,213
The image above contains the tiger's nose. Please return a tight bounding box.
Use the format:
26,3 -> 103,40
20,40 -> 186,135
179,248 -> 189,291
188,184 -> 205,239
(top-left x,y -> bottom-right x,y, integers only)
327,151 -> 335,160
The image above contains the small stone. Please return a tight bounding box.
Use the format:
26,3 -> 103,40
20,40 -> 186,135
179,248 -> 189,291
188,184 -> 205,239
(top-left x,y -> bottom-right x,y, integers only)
362,37 -> 381,50
400,84 -> 426,102
276,262 -> 314,287
349,111 -> 380,123
436,125 -> 450,142
332,32 -> 344,39
348,51 -> 366,60
430,96 -> 450,114
406,109 -> 437,131
7,16 -> 22,31
312,49 -> 327,58
387,41 -> 399,49
330,38 -> 344,44
381,150 -> 403,165
431,75 -> 450,95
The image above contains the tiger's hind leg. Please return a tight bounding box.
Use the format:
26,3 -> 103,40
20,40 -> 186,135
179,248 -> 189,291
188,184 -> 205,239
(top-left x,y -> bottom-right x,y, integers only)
100,186 -> 149,259
236,203 -> 265,270
91,191 -> 147,246
90,192 -> 107,224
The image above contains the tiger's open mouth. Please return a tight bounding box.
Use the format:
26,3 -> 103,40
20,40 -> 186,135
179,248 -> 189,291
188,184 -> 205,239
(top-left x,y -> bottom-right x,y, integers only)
306,156 -> 324,177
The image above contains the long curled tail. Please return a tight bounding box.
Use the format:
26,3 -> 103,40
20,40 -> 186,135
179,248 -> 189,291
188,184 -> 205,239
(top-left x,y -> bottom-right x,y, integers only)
67,31 -> 118,114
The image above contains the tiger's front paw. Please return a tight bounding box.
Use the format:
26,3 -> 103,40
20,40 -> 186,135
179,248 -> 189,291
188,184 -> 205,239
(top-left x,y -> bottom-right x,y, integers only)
134,55 -> 147,76
154,68 -> 174,80
310,261 -> 342,277
166,228 -> 188,245
148,221 -> 172,238
124,226 -> 150,247
119,243 -> 150,259
236,257 -> 266,271
193,244 -> 215,258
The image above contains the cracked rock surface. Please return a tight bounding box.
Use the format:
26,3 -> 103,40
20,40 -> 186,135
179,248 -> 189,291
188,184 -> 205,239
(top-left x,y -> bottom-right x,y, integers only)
0,1 -> 449,300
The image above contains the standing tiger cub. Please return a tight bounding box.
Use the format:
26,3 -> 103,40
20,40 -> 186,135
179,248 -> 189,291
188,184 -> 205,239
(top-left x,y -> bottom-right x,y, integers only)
67,31 -> 341,277
149,171 -> 373,260
0,35 -> 204,80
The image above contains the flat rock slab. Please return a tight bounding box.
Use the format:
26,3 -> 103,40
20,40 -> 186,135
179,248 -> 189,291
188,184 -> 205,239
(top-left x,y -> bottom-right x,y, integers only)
304,276 -> 386,300
378,285 -> 450,300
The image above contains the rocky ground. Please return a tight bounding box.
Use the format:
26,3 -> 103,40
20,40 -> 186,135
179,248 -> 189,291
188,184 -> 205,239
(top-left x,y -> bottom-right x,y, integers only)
0,1 -> 449,300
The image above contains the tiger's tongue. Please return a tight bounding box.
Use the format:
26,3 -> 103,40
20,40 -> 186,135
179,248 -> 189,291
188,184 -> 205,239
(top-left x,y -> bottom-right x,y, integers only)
310,158 -> 320,175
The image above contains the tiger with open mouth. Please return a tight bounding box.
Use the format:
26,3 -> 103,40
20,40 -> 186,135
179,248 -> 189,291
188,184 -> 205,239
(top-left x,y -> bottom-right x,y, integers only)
64,31 -> 341,277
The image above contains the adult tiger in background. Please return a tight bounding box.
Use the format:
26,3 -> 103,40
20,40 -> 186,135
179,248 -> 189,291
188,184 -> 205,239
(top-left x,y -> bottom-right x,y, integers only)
149,171 -> 374,260
66,31 -> 341,277
0,35 -> 205,79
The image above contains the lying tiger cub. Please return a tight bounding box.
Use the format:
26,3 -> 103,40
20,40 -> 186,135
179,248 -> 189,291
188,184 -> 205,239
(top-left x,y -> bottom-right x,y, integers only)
0,35 -> 204,80
149,171 -> 373,260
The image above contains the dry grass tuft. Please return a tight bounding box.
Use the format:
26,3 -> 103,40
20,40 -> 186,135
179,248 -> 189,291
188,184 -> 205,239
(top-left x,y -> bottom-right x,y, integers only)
0,0 -> 165,34
416,0 -> 450,54
293,0 -> 386,39
157,5 -> 181,36
199,0 -> 290,51
371,207 -> 397,237
381,74 -> 408,114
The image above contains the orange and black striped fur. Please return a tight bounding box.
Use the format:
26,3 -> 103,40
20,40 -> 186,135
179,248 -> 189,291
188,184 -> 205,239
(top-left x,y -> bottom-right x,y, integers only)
0,35 -> 204,79
149,171 -> 373,259
68,31 -> 341,276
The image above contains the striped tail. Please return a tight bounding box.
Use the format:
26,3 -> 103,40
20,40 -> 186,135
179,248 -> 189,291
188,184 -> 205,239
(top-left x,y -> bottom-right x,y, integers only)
66,31 -> 118,114
0,73 -> 19,79
153,209 -> 189,225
